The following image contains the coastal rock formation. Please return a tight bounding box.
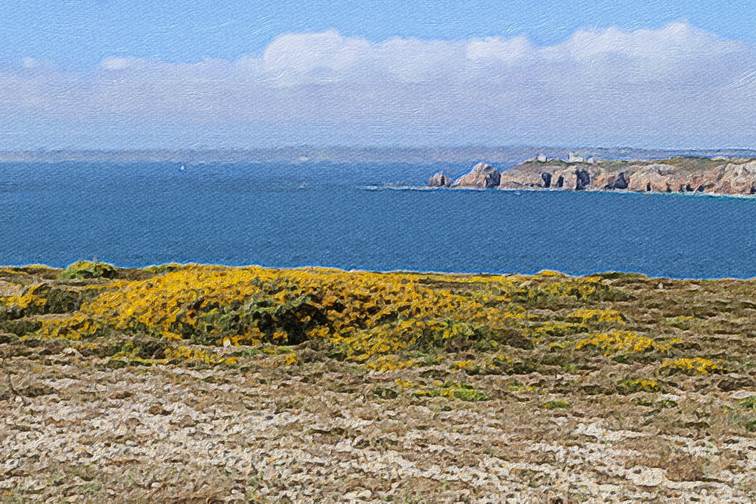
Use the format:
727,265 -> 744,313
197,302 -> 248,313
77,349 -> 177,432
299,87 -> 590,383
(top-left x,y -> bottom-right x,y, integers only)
626,165 -> 681,192
575,169 -> 591,190
604,172 -> 629,190
428,171 -> 453,187
716,161 -> 756,194
541,172 -> 552,188
451,162 -> 501,189
492,157 -> 756,196
499,164 -> 584,191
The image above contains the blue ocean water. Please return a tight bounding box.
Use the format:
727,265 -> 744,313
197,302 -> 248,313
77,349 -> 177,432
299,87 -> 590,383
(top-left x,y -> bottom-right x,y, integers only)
1,162 -> 754,278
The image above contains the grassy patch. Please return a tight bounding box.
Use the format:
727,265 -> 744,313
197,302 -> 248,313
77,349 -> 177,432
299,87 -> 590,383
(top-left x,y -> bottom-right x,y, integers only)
737,396 -> 756,410
59,261 -> 118,280
542,399 -> 571,410
618,378 -> 662,394
414,381 -> 489,402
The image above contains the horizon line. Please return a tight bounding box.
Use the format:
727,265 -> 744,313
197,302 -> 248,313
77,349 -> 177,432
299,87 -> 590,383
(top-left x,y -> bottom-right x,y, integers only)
3,144 -> 756,153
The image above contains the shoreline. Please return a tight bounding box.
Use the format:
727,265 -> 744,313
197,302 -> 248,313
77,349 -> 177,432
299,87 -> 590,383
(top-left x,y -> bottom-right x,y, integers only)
2,262 -> 755,281
364,183 -> 756,199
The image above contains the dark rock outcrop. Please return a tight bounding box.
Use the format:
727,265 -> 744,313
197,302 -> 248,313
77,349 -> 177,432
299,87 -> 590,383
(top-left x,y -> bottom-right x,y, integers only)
541,172 -> 552,188
605,172 -> 629,190
575,169 -> 591,190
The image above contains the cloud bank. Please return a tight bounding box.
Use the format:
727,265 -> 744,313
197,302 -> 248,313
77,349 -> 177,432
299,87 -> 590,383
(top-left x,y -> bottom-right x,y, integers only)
3,22 -> 756,147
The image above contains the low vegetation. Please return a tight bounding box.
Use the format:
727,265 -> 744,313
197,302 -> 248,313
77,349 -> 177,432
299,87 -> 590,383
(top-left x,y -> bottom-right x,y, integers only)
1,263 -> 751,384
0,263 -> 753,501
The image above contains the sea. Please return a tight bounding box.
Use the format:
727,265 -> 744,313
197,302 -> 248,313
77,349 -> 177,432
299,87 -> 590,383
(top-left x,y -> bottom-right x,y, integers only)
1,161 -> 754,279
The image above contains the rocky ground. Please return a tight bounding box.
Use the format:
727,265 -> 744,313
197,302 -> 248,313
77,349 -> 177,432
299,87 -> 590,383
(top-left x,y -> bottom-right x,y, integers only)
0,265 -> 754,502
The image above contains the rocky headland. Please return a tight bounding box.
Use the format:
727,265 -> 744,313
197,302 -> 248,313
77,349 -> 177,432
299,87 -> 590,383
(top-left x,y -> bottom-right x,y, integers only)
430,157 -> 756,196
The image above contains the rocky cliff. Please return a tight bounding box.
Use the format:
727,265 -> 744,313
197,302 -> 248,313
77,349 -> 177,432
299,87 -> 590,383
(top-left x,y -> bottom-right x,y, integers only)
451,162 -> 501,189
434,157 -> 756,195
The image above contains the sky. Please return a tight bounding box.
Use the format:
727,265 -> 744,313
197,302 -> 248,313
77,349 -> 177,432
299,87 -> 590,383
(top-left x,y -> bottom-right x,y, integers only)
2,0 -> 756,149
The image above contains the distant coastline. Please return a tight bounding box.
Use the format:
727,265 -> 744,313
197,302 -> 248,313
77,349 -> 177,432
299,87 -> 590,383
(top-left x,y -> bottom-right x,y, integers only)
3,146 -> 756,165
429,156 -> 756,196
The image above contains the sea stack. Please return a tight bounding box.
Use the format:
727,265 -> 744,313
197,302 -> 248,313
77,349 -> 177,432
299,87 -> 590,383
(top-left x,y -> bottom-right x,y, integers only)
428,171 -> 453,187
451,162 -> 501,189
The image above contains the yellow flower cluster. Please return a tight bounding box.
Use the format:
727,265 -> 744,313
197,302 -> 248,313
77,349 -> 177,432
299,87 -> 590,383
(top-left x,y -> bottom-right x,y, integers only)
532,320 -> 586,338
576,330 -> 678,355
618,378 -> 661,393
31,265 -> 620,365
660,357 -> 718,375
164,345 -> 237,366
568,308 -> 625,324
533,275 -> 606,302
1,284 -> 47,313
366,354 -> 417,371
37,313 -> 100,341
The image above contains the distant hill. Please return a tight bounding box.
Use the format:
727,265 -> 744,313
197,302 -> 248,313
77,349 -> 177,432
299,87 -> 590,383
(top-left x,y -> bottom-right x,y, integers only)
2,146 -> 756,165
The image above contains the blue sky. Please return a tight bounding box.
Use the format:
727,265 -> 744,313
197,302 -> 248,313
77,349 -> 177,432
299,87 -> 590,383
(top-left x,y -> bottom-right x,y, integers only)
4,0 -> 756,68
2,1 -> 756,148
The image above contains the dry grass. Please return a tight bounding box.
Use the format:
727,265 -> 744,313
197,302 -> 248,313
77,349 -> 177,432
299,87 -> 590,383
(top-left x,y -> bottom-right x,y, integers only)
0,264 -> 754,502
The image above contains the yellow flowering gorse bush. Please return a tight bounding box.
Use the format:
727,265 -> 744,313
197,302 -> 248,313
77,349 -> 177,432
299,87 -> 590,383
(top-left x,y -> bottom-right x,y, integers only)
660,357 -> 719,375
29,265 -> 622,364
576,330 -> 679,356
1,284 -> 48,313
568,308 -> 625,324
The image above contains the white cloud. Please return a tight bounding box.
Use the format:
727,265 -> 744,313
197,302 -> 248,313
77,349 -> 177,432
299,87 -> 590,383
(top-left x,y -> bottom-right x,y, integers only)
100,57 -> 148,71
21,57 -> 41,69
252,22 -> 750,87
547,22 -> 741,61
466,36 -> 532,64
4,22 -> 756,147
261,30 -> 371,86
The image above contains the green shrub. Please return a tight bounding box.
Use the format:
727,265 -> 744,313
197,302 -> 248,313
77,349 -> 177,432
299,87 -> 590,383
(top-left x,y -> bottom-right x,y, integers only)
617,379 -> 661,394
143,263 -> 185,275
543,399 -> 570,409
0,318 -> 42,336
59,261 -> 118,280
414,382 -> 489,402
44,287 -> 84,313
737,396 -> 756,410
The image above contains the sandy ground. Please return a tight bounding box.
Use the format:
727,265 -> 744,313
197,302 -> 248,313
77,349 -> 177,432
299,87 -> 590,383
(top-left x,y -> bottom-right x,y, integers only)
2,344 -> 754,503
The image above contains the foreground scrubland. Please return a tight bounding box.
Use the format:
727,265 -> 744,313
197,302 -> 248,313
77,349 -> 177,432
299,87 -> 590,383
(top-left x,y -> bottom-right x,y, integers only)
1,262 -> 754,502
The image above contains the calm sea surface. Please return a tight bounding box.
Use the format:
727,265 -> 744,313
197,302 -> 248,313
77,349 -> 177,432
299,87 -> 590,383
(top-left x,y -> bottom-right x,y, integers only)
1,162 -> 754,278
